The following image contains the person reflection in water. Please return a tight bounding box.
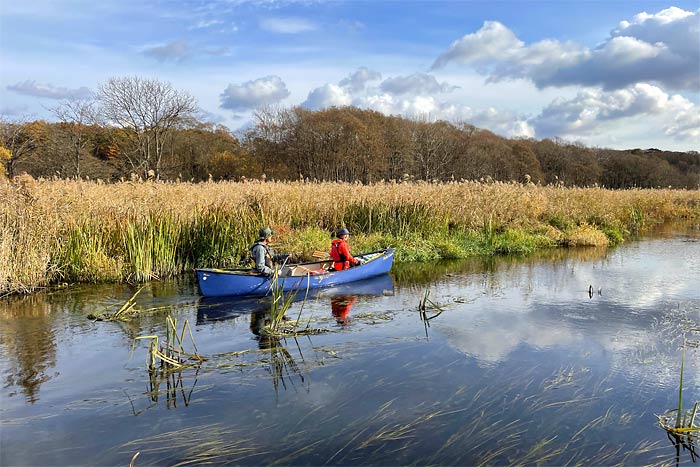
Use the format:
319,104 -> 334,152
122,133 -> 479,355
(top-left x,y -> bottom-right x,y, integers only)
250,307 -> 291,349
250,309 -> 274,349
331,295 -> 357,326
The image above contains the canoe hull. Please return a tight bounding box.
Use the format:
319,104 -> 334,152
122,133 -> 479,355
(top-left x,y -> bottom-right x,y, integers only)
195,248 -> 395,297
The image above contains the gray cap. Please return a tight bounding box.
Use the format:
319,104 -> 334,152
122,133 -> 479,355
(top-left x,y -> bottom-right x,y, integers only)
337,228 -> 350,237
257,226 -> 274,241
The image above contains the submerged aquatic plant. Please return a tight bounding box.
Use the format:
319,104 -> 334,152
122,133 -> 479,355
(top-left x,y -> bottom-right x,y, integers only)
88,285 -> 183,321
134,316 -> 206,371
262,335 -> 307,399
87,285 -> 146,321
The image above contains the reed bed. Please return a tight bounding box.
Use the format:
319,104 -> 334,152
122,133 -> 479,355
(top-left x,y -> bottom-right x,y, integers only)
2,178 -> 699,295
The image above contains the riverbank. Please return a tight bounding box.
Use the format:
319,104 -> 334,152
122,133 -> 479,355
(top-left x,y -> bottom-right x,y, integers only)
2,177 -> 699,295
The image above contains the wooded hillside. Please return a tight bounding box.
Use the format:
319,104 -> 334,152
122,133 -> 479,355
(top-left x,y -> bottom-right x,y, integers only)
2,106 -> 698,188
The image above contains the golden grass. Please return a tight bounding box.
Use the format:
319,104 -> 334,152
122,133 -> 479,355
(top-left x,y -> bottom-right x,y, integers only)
2,178 -> 699,295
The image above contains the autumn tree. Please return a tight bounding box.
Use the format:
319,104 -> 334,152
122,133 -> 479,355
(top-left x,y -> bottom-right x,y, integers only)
510,140 -> 544,183
97,76 -> 196,179
410,119 -> 458,181
169,121 -> 250,180
48,98 -> 98,178
245,106 -> 298,180
0,118 -> 47,179
0,145 -> 10,179
533,139 -> 601,186
456,130 -> 512,181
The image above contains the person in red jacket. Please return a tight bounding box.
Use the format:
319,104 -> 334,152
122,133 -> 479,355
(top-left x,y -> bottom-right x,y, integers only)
329,228 -> 363,271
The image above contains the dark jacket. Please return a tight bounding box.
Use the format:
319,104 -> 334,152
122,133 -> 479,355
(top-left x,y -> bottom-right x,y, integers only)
251,241 -> 275,276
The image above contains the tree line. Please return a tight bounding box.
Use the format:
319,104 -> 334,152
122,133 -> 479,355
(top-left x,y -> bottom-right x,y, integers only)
1,76 -> 698,189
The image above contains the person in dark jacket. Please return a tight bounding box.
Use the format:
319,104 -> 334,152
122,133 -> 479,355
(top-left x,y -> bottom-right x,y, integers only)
329,228 -> 364,271
250,226 -> 289,276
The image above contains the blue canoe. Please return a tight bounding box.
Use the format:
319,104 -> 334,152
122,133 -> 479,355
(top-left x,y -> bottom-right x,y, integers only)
195,248 -> 395,297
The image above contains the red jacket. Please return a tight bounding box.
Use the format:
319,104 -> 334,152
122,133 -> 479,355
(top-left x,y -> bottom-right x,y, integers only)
329,238 -> 359,270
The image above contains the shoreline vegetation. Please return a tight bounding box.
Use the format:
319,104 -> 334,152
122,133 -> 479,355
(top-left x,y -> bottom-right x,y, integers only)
2,177 -> 699,296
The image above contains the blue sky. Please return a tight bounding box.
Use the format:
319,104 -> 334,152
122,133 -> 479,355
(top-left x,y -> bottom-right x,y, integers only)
1,0 -> 698,150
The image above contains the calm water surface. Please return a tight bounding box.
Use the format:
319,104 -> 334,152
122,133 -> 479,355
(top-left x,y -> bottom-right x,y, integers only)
1,225 -> 699,466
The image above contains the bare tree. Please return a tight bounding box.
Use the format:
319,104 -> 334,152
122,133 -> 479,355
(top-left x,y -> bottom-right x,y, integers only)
49,98 -> 97,178
97,77 -> 196,179
410,119 -> 456,181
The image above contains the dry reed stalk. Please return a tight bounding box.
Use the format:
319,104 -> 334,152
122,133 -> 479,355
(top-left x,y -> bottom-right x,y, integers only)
3,179 -> 700,294
134,316 -> 205,371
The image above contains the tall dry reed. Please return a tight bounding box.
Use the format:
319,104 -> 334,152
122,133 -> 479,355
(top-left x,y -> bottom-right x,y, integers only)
2,178 -> 699,295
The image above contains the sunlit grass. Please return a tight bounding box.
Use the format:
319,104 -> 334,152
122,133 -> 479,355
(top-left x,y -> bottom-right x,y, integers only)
2,178 -> 699,294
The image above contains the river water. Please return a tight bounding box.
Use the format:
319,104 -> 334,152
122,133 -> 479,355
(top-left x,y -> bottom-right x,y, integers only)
1,224 -> 699,466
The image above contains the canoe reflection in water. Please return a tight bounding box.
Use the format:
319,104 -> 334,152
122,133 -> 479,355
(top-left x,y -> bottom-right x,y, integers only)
196,274 -> 394,327
194,275 -> 392,395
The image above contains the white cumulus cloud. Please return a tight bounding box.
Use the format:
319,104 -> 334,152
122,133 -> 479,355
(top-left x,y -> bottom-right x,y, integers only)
665,107 -> 700,140
301,67 -> 532,138
302,84 -> 352,109
531,83 -> 699,141
220,75 -> 290,111
351,93 -> 443,120
338,67 -> 382,93
432,21 -> 524,69
439,104 -> 535,138
432,7 -> 700,91
380,73 -> 458,96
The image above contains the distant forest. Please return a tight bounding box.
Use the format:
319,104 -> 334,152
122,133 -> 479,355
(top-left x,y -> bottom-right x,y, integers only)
2,103 -> 698,189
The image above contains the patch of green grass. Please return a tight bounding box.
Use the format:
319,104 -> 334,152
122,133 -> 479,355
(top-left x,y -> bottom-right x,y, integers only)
278,226 -> 333,261
600,225 -> 626,245
546,215 -> 574,231
392,234 -> 443,262
491,229 -> 555,255
53,220 -> 123,283
179,206 -> 259,269
352,232 -> 398,255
